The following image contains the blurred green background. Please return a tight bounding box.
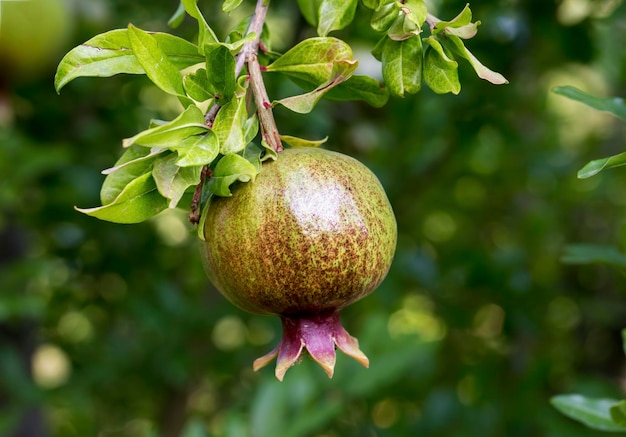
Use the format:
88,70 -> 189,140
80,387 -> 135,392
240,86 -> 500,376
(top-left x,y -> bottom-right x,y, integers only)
2,0 -> 626,436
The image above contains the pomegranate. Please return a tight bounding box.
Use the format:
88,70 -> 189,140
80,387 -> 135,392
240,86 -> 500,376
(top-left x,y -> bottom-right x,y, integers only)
202,147 -> 397,380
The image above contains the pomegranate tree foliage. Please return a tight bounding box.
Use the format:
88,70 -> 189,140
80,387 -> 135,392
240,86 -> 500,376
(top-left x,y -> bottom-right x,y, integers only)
55,0 -> 506,224
550,88 -> 626,432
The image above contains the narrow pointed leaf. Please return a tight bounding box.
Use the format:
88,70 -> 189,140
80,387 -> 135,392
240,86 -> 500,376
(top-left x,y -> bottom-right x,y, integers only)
153,153 -> 202,207
610,401 -> 626,427
77,173 -> 168,223
55,29 -> 202,92
123,105 -> 208,149
262,141 -> 279,162
317,0 -> 358,36
360,0 -> 378,9
387,13 -> 419,41
205,44 -> 237,102
382,36 -> 422,97
100,146 -> 162,205
243,115 -> 260,145
444,22 -> 479,39
371,3 -> 400,32
281,135 -> 328,148
553,86 -> 626,121
577,152 -> 626,178
432,3 -> 473,34
266,37 -> 353,85
212,95 -> 249,154
172,131 -> 220,167
127,24 -> 187,98
399,0 -> 427,27
168,2 -> 186,28
273,60 -> 357,113
551,395 -> 626,432
423,45 -> 460,95
326,75 -> 389,107
183,69 -> 215,102
182,0 -> 219,49
561,244 -> 626,266
297,0 -> 323,26
444,35 -> 508,85
208,154 -> 258,197
223,0 -> 244,13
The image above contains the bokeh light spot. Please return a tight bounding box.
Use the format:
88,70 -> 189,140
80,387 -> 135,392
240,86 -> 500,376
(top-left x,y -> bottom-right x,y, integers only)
212,316 -> 247,351
473,304 -> 505,339
57,311 -> 94,343
372,398 -> 400,429
388,294 -> 447,342
32,344 -> 71,389
423,211 -> 457,243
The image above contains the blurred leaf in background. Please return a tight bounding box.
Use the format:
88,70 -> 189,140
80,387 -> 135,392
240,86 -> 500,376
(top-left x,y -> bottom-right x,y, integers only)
2,0 -> 626,436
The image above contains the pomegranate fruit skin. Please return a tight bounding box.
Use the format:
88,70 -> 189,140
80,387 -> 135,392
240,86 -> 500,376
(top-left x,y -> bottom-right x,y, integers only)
202,147 -> 397,379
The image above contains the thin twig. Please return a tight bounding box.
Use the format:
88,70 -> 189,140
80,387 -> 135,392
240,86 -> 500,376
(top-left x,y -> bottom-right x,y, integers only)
248,54 -> 283,152
189,167 -> 212,225
191,0 -> 281,223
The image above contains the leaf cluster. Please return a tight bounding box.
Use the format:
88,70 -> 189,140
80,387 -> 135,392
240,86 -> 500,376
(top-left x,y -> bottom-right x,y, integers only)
362,1 -> 507,95
55,0 -> 508,224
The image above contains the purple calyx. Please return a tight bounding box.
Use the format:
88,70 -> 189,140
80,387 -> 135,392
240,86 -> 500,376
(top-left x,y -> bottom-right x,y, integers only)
253,311 -> 369,381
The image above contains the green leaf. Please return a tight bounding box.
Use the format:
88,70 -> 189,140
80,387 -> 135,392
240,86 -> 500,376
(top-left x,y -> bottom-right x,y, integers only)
611,401 -> 626,427
444,35 -> 508,85
560,244 -> 626,267
222,0 -> 244,13
153,153 -> 202,207
168,2 -> 186,28
326,75 -> 389,107
423,42 -> 460,95
123,105 -> 208,149
432,4 -> 476,38
361,0 -> 379,9
297,0 -> 322,26
382,36 -> 422,97
243,144 -> 263,173
273,60 -> 357,113
205,44 -> 237,102
387,14 -> 419,41
243,116 -> 260,145
172,131 -> 220,167
100,146 -> 163,205
317,0 -> 358,37
371,3 -> 400,32
55,29 -> 202,92
399,0 -> 427,28
551,395 -> 626,432
258,140 -> 279,162
577,152 -> 626,178
281,135 -> 328,148
77,173 -> 168,223
182,0 -> 219,50
622,329 -> 626,358
266,37 -> 353,85
183,69 -> 215,102
213,94 -> 249,154
553,86 -> 626,121
208,154 -> 258,197
127,24 -> 188,101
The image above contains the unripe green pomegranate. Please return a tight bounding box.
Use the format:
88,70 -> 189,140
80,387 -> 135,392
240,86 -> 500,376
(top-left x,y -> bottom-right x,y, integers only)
202,147 -> 397,380
0,0 -> 73,82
